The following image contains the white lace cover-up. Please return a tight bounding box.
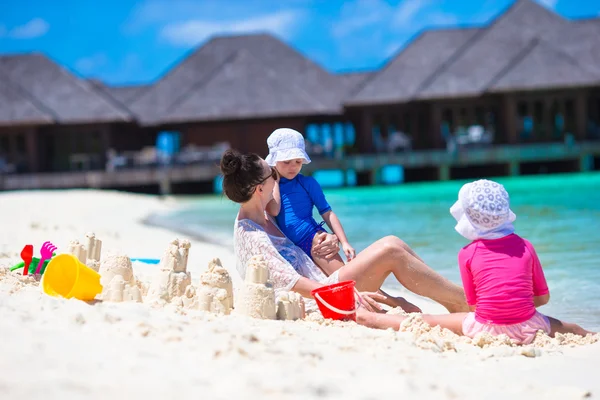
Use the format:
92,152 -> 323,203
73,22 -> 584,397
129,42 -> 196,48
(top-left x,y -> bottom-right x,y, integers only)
233,216 -> 339,299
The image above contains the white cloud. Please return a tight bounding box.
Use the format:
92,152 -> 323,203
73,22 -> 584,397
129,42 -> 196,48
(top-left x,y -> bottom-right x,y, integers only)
394,0 -> 429,26
427,12 -> 460,26
8,18 -> 49,39
331,0 -> 392,38
536,0 -> 559,9
160,11 -> 300,46
332,0 -> 458,40
75,53 -> 109,74
330,0 -> 461,63
75,53 -> 147,85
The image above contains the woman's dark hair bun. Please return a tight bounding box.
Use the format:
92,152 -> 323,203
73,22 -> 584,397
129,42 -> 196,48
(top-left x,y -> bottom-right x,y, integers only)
220,149 -> 242,176
219,149 -> 265,203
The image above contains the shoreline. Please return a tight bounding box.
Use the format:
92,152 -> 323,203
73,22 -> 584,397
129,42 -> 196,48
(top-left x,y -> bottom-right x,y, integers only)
1,189 -> 599,399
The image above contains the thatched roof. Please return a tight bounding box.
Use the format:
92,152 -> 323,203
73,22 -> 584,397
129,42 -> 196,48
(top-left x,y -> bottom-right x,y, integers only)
336,71 -> 374,97
0,71 -> 54,126
1,0 -> 599,127
90,81 -> 151,105
0,54 -> 132,124
130,34 -> 347,125
346,28 -> 480,105
488,38 -> 599,92
347,0 -> 600,105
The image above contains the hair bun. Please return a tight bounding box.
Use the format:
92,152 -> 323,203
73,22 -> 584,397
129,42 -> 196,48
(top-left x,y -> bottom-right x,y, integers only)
220,149 -> 242,175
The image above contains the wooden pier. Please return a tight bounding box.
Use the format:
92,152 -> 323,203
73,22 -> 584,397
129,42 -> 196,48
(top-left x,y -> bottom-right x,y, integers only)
1,142 -> 599,194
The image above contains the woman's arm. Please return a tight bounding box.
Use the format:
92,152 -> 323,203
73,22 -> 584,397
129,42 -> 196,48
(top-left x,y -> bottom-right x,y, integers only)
291,276 -> 324,298
265,178 -> 281,216
236,219 -> 312,294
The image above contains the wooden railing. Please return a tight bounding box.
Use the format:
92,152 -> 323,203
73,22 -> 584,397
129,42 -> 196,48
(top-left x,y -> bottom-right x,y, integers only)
1,142 -> 599,191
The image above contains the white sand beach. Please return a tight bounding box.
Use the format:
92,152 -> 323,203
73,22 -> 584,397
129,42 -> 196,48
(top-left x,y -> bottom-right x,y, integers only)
0,190 -> 598,400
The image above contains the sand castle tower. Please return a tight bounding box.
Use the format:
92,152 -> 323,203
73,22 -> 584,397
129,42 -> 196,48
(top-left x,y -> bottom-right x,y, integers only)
276,291 -> 306,320
234,255 -> 276,319
67,232 -> 103,272
98,255 -> 142,303
147,239 -> 192,303
185,258 -> 234,314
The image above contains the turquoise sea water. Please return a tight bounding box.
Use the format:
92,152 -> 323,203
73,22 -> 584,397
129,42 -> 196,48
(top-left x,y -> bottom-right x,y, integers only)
154,172 -> 600,331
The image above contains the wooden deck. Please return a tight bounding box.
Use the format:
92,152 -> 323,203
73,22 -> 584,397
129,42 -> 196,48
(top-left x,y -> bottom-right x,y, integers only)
1,142 -> 599,192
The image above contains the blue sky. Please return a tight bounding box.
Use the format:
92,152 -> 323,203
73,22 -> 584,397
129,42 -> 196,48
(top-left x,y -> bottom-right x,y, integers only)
0,0 -> 598,86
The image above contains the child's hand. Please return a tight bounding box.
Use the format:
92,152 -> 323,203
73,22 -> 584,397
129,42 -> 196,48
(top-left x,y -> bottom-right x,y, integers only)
341,242 -> 356,261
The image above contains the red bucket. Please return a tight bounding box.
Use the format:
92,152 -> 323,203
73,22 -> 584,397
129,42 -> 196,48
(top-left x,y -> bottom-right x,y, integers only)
311,280 -> 359,321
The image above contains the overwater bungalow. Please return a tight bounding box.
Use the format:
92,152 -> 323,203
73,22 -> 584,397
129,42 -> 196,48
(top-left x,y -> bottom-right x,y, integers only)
1,0 -> 599,193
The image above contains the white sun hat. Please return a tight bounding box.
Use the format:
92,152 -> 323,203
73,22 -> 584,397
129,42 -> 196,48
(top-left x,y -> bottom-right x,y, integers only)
265,128 -> 311,166
450,179 -> 517,241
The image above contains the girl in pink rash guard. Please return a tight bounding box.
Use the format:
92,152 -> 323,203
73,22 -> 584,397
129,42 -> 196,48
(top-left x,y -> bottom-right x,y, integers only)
349,179 -> 595,341
450,179 -> 593,344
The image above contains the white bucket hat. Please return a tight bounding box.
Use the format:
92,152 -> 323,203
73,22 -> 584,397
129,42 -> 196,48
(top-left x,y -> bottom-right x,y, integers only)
450,179 -> 516,241
265,128 -> 311,166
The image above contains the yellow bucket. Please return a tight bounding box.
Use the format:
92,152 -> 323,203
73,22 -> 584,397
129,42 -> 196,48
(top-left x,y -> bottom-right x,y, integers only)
42,254 -> 103,301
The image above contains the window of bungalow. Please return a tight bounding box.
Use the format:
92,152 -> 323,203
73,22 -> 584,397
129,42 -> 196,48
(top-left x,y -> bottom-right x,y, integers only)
90,131 -> 102,153
517,101 -> 532,140
0,135 -> 9,156
372,115 -> 384,153
414,111 -> 426,149
442,108 -> 454,140
16,134 -> 26,153
403,112 -> 412,138
564,99 -> 575,139
533,101 -> 545,140
306,123 -> 319,144
333,122 -> 345,156
321,123 -> 333,156
590,95 -> 600,139
549,100 -> 562,140
586,96 -> 596,138
475,107 -> 485,127
344,122 -> 356,147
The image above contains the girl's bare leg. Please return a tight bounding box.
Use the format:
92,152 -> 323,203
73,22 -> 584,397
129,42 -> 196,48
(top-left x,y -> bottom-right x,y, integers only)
338,236 -> 469,313
356,307 -> 468,335
547,316 -> 595,336
311,236 -> 345,276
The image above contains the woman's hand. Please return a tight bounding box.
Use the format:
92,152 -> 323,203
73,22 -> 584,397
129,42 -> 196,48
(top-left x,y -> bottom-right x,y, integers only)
341,242 -> 356,261
312,232 -> 340,259
357,291 -> 386,313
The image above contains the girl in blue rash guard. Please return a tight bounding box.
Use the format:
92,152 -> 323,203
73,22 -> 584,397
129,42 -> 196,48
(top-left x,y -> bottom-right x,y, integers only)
265,128 -> 355,276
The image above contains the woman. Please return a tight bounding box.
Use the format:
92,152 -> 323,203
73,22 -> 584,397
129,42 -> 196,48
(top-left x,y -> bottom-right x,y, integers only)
221,149 -> 468,315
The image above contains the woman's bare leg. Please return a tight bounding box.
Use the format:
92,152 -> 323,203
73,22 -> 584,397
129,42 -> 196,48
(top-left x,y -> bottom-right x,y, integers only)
356,307 -> 468,335
547,316 -> 595,336
338,236 -> 469,313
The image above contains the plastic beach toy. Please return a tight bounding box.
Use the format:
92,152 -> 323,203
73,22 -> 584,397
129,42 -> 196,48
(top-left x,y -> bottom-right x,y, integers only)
35,241 -> 57,275
10,257 -> 54,274
42,254 -> 103,301
130,258 -> 160,264
311,280 -> 360,321
20,245 -> 33,276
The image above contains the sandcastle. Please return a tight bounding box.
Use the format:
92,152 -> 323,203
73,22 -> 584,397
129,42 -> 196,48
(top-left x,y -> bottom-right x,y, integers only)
67,232 -> 103,272
234,255 -> 277,320
98,255 -> 142,303
146,239 -> 192,304
276,291 -> 305,321
187,258 -> 234,314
